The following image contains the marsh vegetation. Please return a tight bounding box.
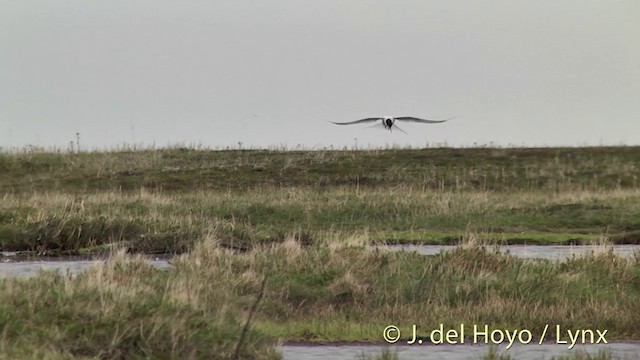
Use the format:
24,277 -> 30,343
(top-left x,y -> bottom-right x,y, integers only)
2,146 -> 640,254
1,146 -> 639,358
2,238 -> 638,358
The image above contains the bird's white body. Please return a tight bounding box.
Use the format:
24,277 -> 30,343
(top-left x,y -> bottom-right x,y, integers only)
330,116 -> 453,134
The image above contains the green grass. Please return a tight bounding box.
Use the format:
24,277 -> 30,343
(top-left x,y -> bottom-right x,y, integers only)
0,250 -> 281,359
1,146 -> 639,194
221,239 -> 640,342
1,187 -> 639,253
2,238 -> 638,358
2,146 -> 640,254
2,146 -> 640,358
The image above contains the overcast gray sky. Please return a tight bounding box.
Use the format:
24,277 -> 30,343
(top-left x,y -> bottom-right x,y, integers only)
1,1 -> 639,150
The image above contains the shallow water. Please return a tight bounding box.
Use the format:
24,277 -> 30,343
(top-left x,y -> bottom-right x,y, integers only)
382,244 -> 640,260
0,253 -> 171,278
1,245 -> 639,279
282,343 -> 640,360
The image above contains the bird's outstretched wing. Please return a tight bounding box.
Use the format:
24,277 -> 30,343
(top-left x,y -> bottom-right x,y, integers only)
330,117 -> 382,125
395,116 -> 454,124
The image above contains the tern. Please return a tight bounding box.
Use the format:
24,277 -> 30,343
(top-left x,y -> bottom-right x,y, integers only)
330,116 -> 453,134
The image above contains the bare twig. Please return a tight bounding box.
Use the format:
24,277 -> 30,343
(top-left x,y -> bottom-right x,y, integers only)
232,273 -> 269,360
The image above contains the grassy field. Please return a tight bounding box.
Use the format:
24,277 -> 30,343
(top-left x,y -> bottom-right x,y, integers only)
1,146 -> 640,254
1,237 -> 638,358
2,146 -> 639,193
1,146 -> 640,359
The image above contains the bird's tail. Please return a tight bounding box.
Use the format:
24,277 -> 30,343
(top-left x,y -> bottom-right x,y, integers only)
393,124 -> 408,135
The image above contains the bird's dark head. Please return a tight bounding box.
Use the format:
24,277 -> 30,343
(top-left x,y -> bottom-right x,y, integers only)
385,118 -> 393,127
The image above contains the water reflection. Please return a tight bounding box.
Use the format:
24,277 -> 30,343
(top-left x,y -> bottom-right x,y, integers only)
2,245 -> 639,279
282,343 -> 640,360
381,244 -> 640,260
0,253 -> 171,278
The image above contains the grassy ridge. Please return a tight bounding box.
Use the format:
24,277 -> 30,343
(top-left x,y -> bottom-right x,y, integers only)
1,188 -> 640,253
1,187 -> 640,253
2,146 -> 640,254
1,146 -> 639,194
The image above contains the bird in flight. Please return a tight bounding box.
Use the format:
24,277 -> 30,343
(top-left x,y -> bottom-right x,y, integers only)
330,116 -> 453,134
